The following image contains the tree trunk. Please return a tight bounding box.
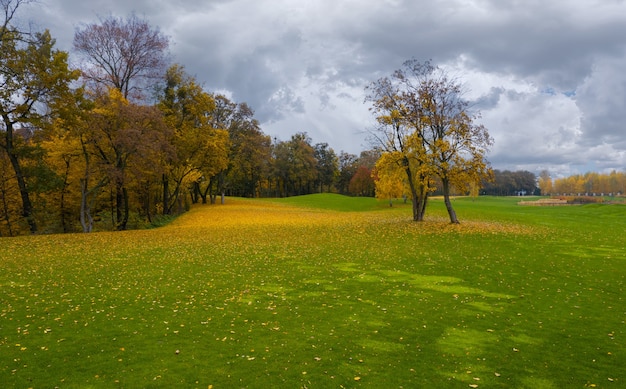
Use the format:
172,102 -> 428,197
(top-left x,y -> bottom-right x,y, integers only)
2,118 -> 37,233
142,181 -> 152,224
403,162 -> 428,222
207,176 -> 216,204
80,178 -> 88,232
80,139 -> 94,233
442,178 -> 459,224
218,171 -> 226,204
0,182 -> 14,236
417,180 -> 429,221
115,181 -> 129,230
198,184 -> 207,204
162,174 -> 170,215
191,181 -> 200,204
121,187 -> 129,229
60,158 -> 71,233
79,178 -> 93,233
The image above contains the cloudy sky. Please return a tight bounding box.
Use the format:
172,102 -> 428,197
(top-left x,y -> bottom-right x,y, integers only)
21,0 -> 626,177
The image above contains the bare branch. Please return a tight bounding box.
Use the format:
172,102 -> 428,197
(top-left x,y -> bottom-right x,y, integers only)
73,13 -> 169,101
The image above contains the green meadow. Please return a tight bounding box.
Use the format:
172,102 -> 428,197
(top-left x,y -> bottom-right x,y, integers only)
1,195 -> 624,388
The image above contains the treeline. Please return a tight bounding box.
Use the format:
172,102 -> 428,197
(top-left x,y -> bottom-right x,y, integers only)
480,170 -> 539,196
479,169 -> 626,197
0,7 -> 383,236
539,170 -> 626,196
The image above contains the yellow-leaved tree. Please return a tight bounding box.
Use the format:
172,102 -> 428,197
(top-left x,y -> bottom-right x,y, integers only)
366,59 -> 493,223
538,170 -> 553,195
373,152 -> 407,207
0,1 -> 80,233
158,65 -> 229,212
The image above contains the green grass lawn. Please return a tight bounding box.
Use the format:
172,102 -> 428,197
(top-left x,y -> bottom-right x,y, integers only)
1,195 -> 625,388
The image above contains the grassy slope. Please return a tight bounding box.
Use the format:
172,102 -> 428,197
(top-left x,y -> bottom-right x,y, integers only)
259,193 -> 390,212
1,195 -> 625,388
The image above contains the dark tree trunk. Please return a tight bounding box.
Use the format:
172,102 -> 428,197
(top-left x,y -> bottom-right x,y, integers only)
162,174 -> 170,215
198,183 -> 208,204
2,118 -> 37,233
115,181 -> 129,230
442,178 -> 459,224
115,181 -> 123,229
207,176 -> 216,204
142,181 -> 152,224
218,171 -> 226,204
9,153 -> 37,233
404,160 -> 428,222
0,182 -> 14,236
79,139 -> 94,233
60,158 -> 71,233
121,187 -> 129,229
80,178 -> 94,233
191,181 -> 201,204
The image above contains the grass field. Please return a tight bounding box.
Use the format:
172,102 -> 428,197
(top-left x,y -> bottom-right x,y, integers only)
1,195 -> 625,388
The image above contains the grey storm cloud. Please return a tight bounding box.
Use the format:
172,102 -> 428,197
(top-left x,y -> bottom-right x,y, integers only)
21,0 -> 626,176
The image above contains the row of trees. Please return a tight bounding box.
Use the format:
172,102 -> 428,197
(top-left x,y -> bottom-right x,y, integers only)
539,170 -> 626,196
481,170 -> 538,196
16,0 -> 620,235
0,1 -> 382,236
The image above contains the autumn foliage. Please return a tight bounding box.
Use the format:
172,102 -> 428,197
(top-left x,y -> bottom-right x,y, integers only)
0,5 -> 370,235
366,60 -> 493,223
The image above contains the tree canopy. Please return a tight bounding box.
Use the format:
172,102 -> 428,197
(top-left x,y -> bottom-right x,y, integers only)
1,0 -> 80,233
366,60 -> 493,223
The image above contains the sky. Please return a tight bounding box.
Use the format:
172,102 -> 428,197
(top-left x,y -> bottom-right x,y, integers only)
20,0 -> 626,177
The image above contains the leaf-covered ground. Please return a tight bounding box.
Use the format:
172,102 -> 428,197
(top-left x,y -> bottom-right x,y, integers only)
0,196 -> 624,388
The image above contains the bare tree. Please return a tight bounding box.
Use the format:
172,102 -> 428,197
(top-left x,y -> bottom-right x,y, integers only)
73,13 -> 169,100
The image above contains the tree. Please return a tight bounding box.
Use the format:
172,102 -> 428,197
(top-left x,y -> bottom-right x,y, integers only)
358,149 -> 382,170
73,13 -> 169,100
205,96 -> 269,201
402,60 -> 492,223
225,107 -> 271,198
314,142 -> 339,193
550,171 -> 626,196
0,151 -> 19,235
157,65 -> 228,210
366,73 -> 431,221
0,0 -> 80,233
272,133 -> 318,197
289,133 -> 318,195
373,152 -> 404,205
86,88 -> 172,230
39,128 -> 84,233
366,59 -> 493,223
337,151 -> 358,195
349,165 -> 375,196
271,139 -> 291,197
482,170 -> 538,196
